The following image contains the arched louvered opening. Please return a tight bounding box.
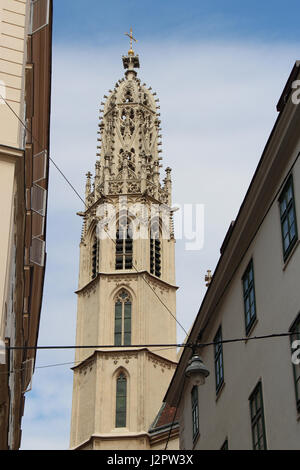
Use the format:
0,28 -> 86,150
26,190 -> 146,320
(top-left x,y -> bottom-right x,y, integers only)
150,218 -> 161,278
91,231 -> 99,279
115,216 -> 133,270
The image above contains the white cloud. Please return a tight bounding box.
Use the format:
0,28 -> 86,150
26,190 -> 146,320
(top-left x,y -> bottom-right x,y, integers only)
20,38 -> 300,449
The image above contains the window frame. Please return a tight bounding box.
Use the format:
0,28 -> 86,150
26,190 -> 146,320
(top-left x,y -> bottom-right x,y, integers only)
220,438 -> 228,450
242,259 -> 257,335
191,385 -> 199,441
289,313 -> 300,412
91,233 -> 99,280
150,236 -> 161,278
249,381 -> 267,450
114,291 -> 132,346
214,326 -> 224,394
115,218 -> 133,270
278,174 -> 298,262
115,372 -> 127,428
150,219 -> 162,278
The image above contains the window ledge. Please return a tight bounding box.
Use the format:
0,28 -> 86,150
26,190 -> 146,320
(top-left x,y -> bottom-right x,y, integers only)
283,239 -> 300,271
216,381 -> 225,402
245,317 -> 259,342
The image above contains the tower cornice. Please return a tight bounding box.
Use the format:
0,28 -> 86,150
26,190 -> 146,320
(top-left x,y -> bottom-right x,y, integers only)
71,347 -> 178,372
75,270 -> 179,296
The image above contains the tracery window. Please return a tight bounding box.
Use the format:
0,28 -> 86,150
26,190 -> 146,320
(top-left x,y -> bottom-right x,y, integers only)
115,373 -> 127,427
114,290 -> 132,346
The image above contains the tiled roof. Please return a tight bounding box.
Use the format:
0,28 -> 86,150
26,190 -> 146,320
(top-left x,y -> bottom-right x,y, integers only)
149,402 -> 178,432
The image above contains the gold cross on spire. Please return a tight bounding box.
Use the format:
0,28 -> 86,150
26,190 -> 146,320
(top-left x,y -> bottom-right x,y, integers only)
125,27 -> 137,56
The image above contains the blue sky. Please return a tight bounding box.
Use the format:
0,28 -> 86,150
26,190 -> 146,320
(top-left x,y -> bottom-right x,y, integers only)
52,0 -> 300,45
20,0 -> 300,449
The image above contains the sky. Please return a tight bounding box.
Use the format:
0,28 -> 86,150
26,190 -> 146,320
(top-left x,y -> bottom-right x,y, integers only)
20,0 -> 300,449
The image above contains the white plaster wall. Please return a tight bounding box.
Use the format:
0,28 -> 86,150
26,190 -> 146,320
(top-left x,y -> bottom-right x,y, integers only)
181,140 -> 300,450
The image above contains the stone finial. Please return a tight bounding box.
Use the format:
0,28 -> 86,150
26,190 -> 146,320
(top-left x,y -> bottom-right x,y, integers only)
85,171 -> 92,192
165,167 -> 172,179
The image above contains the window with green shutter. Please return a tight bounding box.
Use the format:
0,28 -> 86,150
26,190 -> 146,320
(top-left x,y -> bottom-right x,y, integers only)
279,175 -> 298,261
191,386 -> 199,441
116,373 -> 127,428
249,382 -> 267,450
242,260 -> 257,335
114,290 -> 132,346
214,326 -> 224,393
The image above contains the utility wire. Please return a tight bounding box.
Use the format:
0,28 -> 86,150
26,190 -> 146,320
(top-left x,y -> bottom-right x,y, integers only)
0,346 -> 180,376
4,331 -> 296,351
1,93 -> 188,338
0,332 -> 297,378
0,94 -> 86,206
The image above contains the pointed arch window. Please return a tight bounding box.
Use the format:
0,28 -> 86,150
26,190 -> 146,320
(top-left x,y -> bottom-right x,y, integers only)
150,219 -> 161,277
91,231 -> 99,279
114,290 -> 132,346
116,373 -> 127,428
116,217 -> 133,270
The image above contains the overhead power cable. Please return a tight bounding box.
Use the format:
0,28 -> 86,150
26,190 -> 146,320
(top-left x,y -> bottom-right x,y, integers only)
1,331 -> 298,377
0,94 -> 86,206
4,331 -> 296,351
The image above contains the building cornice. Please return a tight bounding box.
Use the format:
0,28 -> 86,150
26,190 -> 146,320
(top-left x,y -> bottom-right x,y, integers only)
70,426 -> 179,450
81,191 -> 172,216
0,145 -> 24,161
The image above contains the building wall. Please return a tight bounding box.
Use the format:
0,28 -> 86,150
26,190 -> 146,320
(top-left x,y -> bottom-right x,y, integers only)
180,138 -> 300,450
0,1 -> 28,449
0,0 -> 52,449
70,349 -> 177,449
0,0 -> 27,355
0,158 -> 15,341
0,0 -> 27,148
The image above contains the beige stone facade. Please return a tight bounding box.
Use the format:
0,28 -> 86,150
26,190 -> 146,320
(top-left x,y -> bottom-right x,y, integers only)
70,50 -> 179,450
165,61 -> 300,450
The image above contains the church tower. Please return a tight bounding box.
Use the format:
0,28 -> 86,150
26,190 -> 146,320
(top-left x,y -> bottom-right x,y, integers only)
69,36 -> 178,450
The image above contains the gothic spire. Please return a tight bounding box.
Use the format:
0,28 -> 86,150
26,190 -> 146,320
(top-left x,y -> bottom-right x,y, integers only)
84,42 -> 172,208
